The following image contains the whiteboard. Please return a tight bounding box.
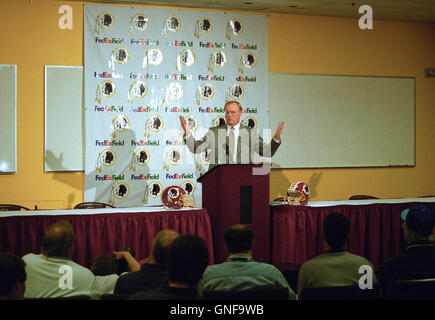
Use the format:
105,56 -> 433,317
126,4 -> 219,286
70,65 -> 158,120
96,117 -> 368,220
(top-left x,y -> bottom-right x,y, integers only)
269,73 -> 415,168
45,66 -> 84,171
0,65 -> 17,173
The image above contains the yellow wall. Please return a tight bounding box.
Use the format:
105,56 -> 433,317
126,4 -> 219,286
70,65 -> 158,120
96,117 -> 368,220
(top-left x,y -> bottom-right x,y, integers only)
0,0 -> 433,209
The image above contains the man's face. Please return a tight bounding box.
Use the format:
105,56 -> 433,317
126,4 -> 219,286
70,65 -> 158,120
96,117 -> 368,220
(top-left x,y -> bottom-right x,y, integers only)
225,102 -> 242,127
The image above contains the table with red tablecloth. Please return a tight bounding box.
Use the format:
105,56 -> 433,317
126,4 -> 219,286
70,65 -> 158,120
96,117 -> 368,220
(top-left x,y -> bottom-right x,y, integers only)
271,198 -> 435,273
0,206 -> 214,268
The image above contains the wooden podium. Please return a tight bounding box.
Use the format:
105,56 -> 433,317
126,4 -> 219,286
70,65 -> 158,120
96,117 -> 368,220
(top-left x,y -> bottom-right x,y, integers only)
198,164 -> 271,264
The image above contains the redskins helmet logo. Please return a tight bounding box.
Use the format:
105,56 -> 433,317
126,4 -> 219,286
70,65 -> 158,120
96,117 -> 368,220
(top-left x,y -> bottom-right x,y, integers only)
213,115 -> 226,127
134,148 -> 150,166
99,149 -> 116,167
242,116 -> 257,129
147,181 -> 163,199
166,148 -> 183,166
286,181 -> 310,206
182,180 -> 196,197
130,13 -> 149,33
95,12 -> 114,34
113,114 -> 130,132
184,115 -> 198,133
179,49 -> 195,67
242,52 -> 257,69
147,115 -> 163,132
166,15 -> 181,32
212,51 -> 226,68
96,80 -> 116,103
113,47 -> 129,65
128,81 -> 148,102
165,82 -> 183,100
194,17 -> 213,38
162,15 -> 181,36
143,48 -> 163,70
199,83 -> 214,101
226,19 -> 243,39
161,185 -> 194,209
113,182 -> 129,200
229,83 -> 244,100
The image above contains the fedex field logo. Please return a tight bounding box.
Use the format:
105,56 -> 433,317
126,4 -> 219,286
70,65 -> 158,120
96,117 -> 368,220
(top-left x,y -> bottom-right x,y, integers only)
166,40 -> 193,47
166,139 -> 185,146
131,173 -> 160,180
166,173 -> 194,179
94,72 -> 123,79
199,41 -> 225,49
198,74 -> 225,81
131,139 -> 160,146
235,76 -> 256,82
95,37 -> 125,44
129,105 -> 159,113
95,174 -> 124,181
94,105 -> 124,112
231,43 -> 257,50
130,39 -> 160,46
198,106 -> 225,113
96,140 -> 124,146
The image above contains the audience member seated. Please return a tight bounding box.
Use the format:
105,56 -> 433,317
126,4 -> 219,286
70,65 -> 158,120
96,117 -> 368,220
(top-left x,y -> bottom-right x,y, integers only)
200,224 -> 296,300
0,253 -> 26,300
129,234 -> 209,300
91,249 -> 140,296
23,220 -> 96,298
297,213 -> 378,297
380,205 -> 435,299
114,229 -> 179,295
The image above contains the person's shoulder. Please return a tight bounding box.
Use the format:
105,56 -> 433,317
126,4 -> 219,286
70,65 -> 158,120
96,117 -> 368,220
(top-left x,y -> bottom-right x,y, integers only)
22,253 -> 38,261
344,252 -> 375,265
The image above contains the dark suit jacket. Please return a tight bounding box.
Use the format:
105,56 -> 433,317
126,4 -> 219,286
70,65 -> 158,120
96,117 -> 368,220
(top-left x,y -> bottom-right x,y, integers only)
114,263 -> 169,295
185,124 -> 281,170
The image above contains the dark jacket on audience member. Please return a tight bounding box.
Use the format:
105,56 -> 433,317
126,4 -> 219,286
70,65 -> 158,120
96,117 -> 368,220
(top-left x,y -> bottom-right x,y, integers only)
114,263 -> 169,295
380,243 -> 435,291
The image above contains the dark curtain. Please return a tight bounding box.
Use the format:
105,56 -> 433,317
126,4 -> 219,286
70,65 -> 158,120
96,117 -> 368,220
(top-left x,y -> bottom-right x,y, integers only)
272,202 -> 435,272
0,209 -> 214,268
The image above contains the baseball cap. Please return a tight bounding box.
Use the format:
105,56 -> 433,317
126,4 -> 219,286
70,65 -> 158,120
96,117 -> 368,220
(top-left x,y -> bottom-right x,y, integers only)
401,205 -> 435,236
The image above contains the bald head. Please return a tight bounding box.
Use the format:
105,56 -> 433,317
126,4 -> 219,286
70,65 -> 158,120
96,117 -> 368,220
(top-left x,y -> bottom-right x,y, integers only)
151,229 -> 180,265
41,221 -> 76,258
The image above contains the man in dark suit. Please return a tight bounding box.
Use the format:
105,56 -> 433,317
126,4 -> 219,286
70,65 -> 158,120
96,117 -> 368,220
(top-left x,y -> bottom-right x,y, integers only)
179,101 -> 284,170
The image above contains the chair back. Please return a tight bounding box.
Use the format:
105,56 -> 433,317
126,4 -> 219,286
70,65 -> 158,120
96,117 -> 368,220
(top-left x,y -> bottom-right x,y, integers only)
100,294 -> 131,300
349,195 -> 378,200
300,284 -> 380,300
383,278 -> 435,300
0,204 -> 30,211
73,202 -> 115,209
24,295 -> 91,301
202,286 -> 289,300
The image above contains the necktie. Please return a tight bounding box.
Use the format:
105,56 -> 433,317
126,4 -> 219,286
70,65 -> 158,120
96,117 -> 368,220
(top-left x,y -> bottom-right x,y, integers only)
228,127 -> 235,164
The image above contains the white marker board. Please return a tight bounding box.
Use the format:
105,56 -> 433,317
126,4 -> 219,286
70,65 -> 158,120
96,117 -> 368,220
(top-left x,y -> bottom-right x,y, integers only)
269,73 -> 415,168
0,65 -> 17,173
45,66 -> 84,171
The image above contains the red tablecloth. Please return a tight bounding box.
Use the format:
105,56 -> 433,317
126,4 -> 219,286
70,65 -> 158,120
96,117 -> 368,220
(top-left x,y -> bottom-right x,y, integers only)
0,207 -> 214,268
272,201 -> 435,272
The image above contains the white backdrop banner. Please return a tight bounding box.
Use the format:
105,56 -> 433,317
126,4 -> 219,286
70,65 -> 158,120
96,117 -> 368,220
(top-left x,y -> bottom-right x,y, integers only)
84,4 -> 269,207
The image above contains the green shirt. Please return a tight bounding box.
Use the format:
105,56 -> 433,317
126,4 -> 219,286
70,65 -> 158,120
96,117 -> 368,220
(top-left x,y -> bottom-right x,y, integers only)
297,251 -> 378,296
200,253 -> 296,300
23,253 -> 96,298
